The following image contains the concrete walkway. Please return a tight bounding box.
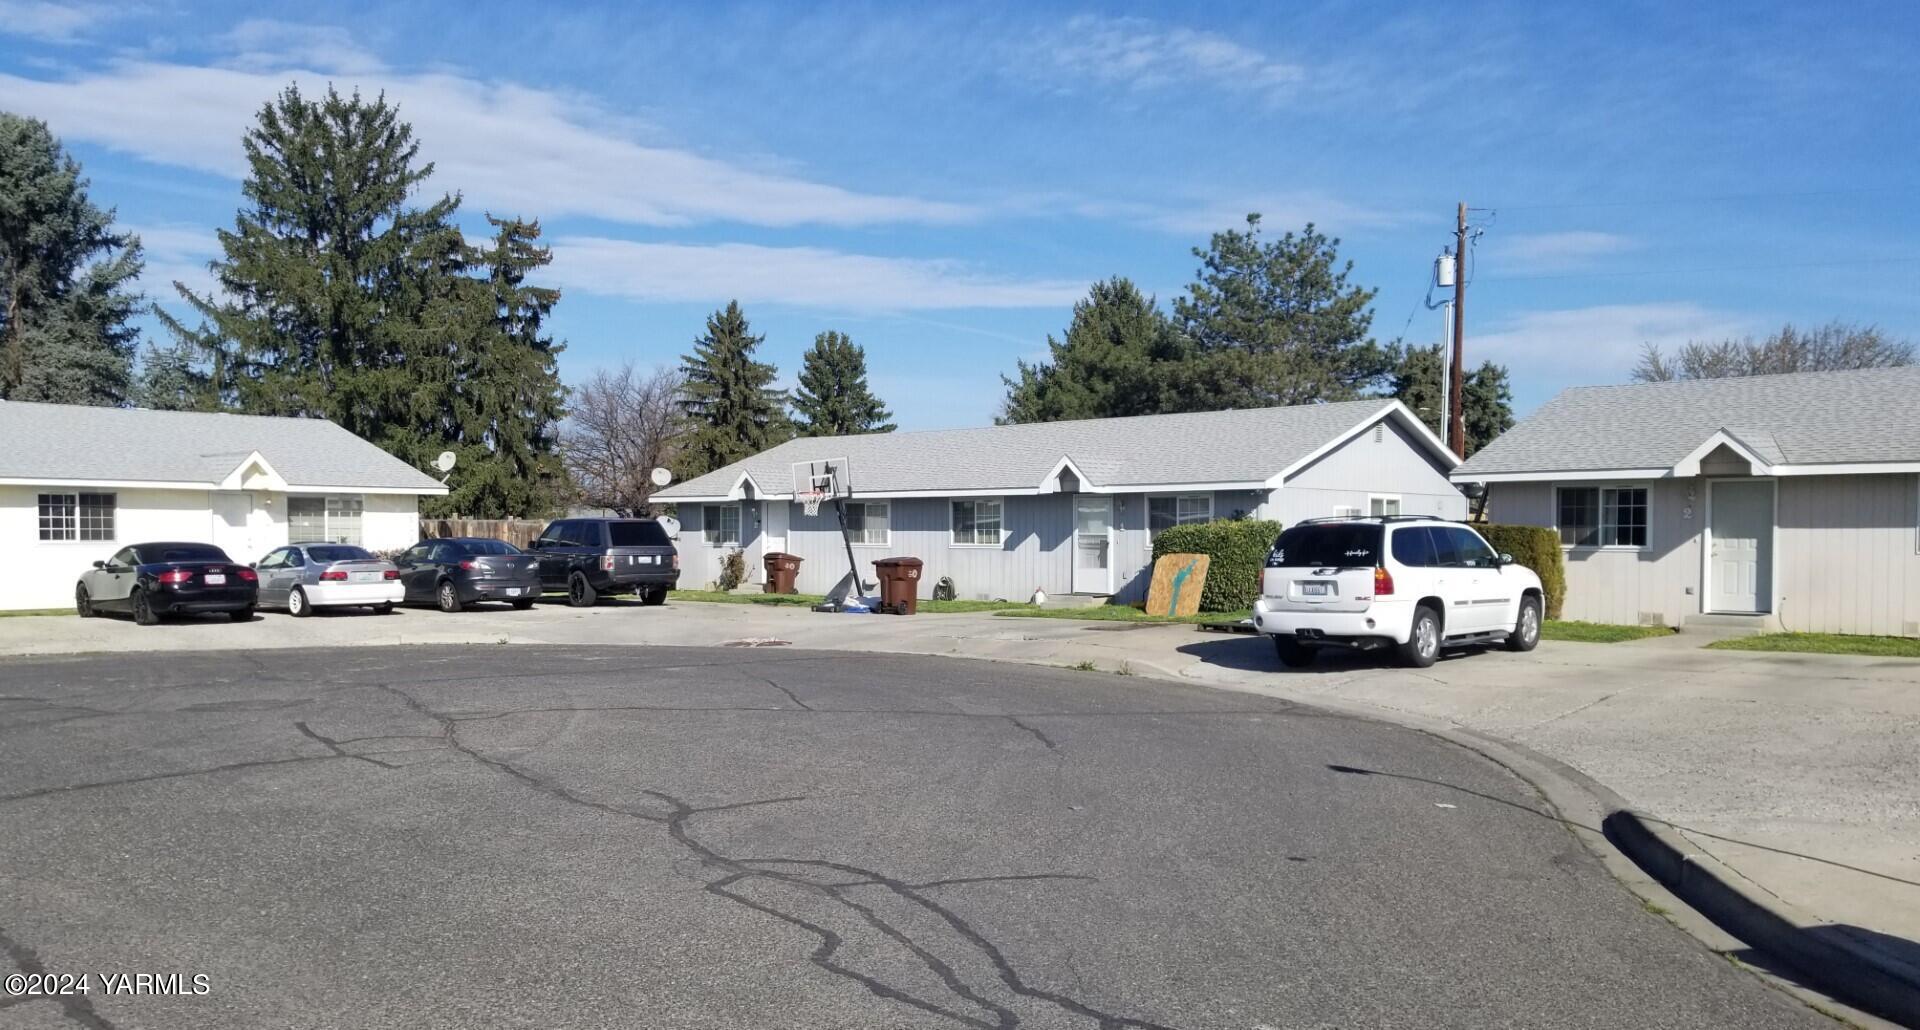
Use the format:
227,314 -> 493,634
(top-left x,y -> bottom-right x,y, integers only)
5,600 -> 1919,984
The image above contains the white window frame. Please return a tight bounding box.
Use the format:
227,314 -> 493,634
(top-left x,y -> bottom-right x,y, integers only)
288,494 -> 364,546
1148,494 -> 1213,536
1368,495 -> 1402,517
1332,505 -> 1363,518
36,492 -> 116,542
949,497 -> 1007,548
1555,485 -> 1650,550
704,503 -> 742,547
844,500 -> 891,547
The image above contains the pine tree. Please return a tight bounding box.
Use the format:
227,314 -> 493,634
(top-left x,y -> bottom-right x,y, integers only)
677,301 -> 789,478
133,341 -> 212,411
157,85 -> 463,451
1384,342 -> 1514,457
792,330 -> 894,436
999,277 -> 1181,423
0,112 -> 144,406
438,215 -> 570,517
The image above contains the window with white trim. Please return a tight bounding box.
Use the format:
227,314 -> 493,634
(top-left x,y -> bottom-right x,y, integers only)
704,504 -> 741,546
1148,495 -> 1212,535
1557,486 -> 1647,548
1332,505 -> 1363,518
37,493 -> 115,541
844,501 -> 890,545
289,495 -> 364,545
950,499 -> 1004,546
1369,495 -> 1402,516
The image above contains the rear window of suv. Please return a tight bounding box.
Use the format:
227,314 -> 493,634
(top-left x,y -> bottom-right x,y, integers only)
1267,523 -> 1383,568
607,521 -> 671,547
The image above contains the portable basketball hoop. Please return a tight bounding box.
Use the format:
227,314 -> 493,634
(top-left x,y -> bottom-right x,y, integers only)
789,458 -> 871,612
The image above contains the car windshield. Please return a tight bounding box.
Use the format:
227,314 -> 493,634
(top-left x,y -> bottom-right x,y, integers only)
142,544 -> 229,564
607,521 -> 671,547
1267,523 -> 1384,568
457,539 -> 523,556
307,545 -> 374,563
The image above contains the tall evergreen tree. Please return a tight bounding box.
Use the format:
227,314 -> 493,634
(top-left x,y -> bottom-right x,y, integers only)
0,112 -> 144,406
1383,342 -> 1514,457
157,85 -> 463,451
132,341 -> 212,411
792,330 -> 894,436
677,301 -> 788,478
1170,215 -> 1389,410
439,215 -> 569,517
999,277 -> 1184,424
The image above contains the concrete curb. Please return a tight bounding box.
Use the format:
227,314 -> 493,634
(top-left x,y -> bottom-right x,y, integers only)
1604,809 -> 1920,1028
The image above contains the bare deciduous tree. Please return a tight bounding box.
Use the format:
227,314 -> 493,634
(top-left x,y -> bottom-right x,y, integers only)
561,362 -> 686,516
1633,321 -> 1914,382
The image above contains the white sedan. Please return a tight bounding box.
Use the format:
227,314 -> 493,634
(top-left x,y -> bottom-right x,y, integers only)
252,543 -> 405,616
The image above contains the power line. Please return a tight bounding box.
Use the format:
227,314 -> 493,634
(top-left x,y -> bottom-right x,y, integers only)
1481,186 -> 1905,213
1476,254 -> 1920,284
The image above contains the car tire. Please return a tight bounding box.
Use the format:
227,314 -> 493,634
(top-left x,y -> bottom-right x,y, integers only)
288,587 -> 312,618
641,587 -> 667,607
372,603 -> 394,615
511,599 -> 535,610
228,607 -> 254,622
436,579 -> 464,613
1273,637 -> 1316,668
75,584 -> 95,618
567,572 -> 598,608
1397,606 -> 1441,669
132,589 -> 159,626
1506,595 -> 1542,652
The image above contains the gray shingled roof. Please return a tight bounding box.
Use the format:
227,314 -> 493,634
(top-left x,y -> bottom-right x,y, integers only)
658,399 -> 1444,500
0,401 -> 448,491
1455,366 -> 1920,477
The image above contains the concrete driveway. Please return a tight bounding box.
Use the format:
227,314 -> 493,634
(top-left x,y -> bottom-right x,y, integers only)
0,645 -> 1826,1029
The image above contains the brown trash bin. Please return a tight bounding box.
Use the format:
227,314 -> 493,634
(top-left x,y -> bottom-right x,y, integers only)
762,552 -> 803,594
871,557 -> 924,615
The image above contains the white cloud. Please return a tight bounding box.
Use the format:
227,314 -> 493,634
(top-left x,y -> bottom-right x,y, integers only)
1472,302 -> 1754,383
1029,15 -> 1305,103
123,222 -> 222,302
1490,231 -> 1637,271
219,19 -> 385,75
0,59 -> 975,228
548,237 -> 1086,311
0,1 -> 113,42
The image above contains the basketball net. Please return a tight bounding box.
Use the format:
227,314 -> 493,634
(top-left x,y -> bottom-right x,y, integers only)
802,490 -> 825,517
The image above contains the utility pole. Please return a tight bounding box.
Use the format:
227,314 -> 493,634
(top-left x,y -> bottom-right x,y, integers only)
1448,201 -> 1468,459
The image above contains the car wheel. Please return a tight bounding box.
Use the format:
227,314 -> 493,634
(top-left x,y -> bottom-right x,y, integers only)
228,607 -> 254,622
372,603 -> 394,615
1506,595 -> 1542,652
1397,606 -> 1440,669
641,587 -> 667,607
75,584 -> 95,618
1273,637 -> 1316,668
437,579 -> 464,613
567,572 -> 598,608
288,586 -> 312,618
132,588 -> 159,626
512,599 -> 535,610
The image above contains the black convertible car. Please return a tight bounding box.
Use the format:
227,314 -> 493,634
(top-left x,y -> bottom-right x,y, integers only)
75,542 -> 259,625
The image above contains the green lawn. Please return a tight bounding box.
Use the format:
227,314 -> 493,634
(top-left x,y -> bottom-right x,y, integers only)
1539,620 -> 1674,643
995,605 -> 1252,626
0,607 -> 74,618
666,589 -> 1028,614
1706,632 -> 1920,658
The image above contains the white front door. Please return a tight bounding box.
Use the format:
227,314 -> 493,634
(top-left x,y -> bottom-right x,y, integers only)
1072,496 -> 1112,595
213,491 -> 257,562
1709,480 -> 1773,613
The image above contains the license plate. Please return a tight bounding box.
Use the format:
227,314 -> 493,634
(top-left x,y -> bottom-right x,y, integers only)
351,571 -> 379,583
204,573 -> 226,585
505,587 -> 521,596
1300,582 -> 1329,597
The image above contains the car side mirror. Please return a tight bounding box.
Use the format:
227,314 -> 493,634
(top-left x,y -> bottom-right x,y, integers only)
248,562 -> 257,569
1497,552 -> 1514,567
92,560 -> 105,569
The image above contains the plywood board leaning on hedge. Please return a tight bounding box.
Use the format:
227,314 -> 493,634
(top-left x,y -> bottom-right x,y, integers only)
1146,553 -> 1211,617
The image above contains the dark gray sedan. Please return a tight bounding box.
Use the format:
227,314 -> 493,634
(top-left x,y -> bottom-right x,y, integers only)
395,538 -> 541,612
253,543 -> 403,617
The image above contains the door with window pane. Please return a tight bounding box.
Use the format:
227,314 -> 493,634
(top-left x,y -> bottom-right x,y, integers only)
1072,497 -> 1112,595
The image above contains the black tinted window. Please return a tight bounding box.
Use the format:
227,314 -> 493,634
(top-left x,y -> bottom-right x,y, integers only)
537,521 -> 565,545
1448,528 -> 1498,568
308,545 -> 372,563
457,539 -> 523,556
1268,524 -> 1383,567
1390,527 -> 1438,567
141,544 -> 228,563
608,521 -> 671,547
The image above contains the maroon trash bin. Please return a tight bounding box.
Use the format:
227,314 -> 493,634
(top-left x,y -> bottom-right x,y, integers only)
762,552 -> 802,594
870,557 -> 923,615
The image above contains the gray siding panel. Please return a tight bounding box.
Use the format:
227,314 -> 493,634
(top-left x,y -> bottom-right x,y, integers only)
781,495 -> 1072,601
1278,418 -> 1466,523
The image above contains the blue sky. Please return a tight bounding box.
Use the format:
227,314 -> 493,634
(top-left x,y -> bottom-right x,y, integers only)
2,0 -> 1915,429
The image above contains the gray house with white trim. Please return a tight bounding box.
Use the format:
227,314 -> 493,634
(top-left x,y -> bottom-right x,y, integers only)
1452,367 -> 1920,635
654,399 -> 1463,602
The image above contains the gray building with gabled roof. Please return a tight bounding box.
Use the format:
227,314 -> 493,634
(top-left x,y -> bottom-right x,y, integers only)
1452,366 -> 1920,634
654,399 -> 1464,602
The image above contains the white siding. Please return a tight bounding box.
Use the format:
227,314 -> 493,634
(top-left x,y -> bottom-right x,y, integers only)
6,486 -> 216,610
363,493 -> 422,551
1276,418 -> 1465,523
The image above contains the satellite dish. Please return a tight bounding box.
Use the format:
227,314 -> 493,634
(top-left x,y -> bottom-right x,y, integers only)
433,451 -> 458,473
650,467 -> 673,487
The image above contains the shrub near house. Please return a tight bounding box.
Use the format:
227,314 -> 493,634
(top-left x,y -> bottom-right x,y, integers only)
1479,524 -> 1565,619
1151,520 -> 1282,612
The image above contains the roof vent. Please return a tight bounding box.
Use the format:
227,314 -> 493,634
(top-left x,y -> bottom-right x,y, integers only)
1373,423 -> 1384,443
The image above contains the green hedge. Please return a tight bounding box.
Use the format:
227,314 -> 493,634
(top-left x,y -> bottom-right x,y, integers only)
1151,519 -> 1282,612
1479,523 -> 1565,619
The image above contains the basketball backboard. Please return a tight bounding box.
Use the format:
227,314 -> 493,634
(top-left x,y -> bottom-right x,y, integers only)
790,458 -> 854,513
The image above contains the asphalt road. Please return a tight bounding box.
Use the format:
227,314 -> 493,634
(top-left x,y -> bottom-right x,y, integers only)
0,646 -> 1825,1030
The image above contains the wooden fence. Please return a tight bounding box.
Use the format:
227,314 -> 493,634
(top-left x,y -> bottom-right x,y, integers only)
418,518 -> 548,549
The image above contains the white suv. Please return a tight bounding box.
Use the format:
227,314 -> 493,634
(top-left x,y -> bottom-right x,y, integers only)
1251,517 -> 1543,669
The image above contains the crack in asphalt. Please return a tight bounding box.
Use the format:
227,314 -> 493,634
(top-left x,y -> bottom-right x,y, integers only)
1005,717 -> 1059,752
0,923 -> 119,1029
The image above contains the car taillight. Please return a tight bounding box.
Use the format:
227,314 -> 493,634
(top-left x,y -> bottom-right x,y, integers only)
671,553 -> 680,570
601,555 -> 615,572
157,569 -> 191,585
383,569 -> 399,580
320,570 -> 348,581
236,566 -> 257,583
1374,565 -> 1394,597
460,559 -> 479,570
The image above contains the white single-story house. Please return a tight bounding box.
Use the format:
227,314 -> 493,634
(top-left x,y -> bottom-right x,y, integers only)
1452,367 -> 1920,635
653,399 -> 1464,602
2,400 -> 449,611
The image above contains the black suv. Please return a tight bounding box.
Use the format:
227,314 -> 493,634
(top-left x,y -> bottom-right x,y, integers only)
531,517 -> 680,606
